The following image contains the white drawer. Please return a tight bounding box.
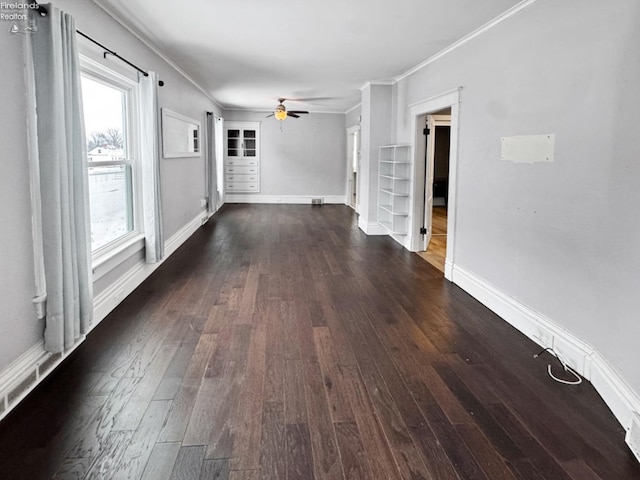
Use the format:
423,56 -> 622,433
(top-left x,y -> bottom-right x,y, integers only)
226,182 -> 259,192
225,158 -> 258,167
224,165 -> 258,175
225,174 -> 258,182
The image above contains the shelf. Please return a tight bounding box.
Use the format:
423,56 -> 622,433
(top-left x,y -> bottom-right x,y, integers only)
379,174 -> 410,180
379,221 -> 408,235
380,188 -> 409,197
378,144 -> 411,239
379,205 -> 408,216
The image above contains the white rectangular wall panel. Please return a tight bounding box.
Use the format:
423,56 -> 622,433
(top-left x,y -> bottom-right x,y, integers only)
501,134 -> 555,164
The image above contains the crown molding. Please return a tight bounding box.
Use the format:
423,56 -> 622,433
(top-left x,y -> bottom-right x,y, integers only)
359,80 -> 396,91
395,0 -> 537,82
345,102 -> 362,115
92,0 -> 224,112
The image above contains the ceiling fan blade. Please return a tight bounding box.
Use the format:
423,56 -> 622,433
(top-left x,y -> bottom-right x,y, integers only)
279,97 -> 335,103
266,113 -> 274,118
287,112 -> 300,118
287,110 -> 309,114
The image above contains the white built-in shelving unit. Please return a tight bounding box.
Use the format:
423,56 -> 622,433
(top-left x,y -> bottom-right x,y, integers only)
224,121 -> 260,193
378,145 -> 411,241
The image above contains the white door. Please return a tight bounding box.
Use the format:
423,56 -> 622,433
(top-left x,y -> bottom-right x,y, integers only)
422,116 -> 436,251
421,114 -> 451,251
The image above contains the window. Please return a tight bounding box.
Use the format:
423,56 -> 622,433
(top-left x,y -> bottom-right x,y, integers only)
80,59 -> 140,254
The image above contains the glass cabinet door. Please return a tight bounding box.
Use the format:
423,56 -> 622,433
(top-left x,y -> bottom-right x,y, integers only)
243,130 -> 256,157
227,129 -> 240,157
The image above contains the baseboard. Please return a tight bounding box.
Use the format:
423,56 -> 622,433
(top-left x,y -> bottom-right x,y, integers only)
93,211 -> 206,326
0,341 -> 48,412
590,355 -> 640,436
451,264 -> 640,441
0,211 -> 207,422
357,217 -> 388,235
225,194 -> 346,204
164,212 -> 207,256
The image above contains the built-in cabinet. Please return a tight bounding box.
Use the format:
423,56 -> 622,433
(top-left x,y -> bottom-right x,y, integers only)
224,121 -> 260,193
378,145 -> 411,238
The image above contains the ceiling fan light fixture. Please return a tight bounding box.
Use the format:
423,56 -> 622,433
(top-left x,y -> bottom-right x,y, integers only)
274,109 -> 287,120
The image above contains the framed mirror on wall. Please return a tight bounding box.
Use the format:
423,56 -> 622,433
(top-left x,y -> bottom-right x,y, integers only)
161,108 -> 201,158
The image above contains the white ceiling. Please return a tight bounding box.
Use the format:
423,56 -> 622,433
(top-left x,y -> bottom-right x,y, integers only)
95,0 -> 522,113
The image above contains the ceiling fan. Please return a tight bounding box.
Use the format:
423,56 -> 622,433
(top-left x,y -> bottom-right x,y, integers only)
266,98 -> 309,120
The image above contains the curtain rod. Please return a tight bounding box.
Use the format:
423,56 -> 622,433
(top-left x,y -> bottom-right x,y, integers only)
32,2 -> 163,83
75,30 -> 148,77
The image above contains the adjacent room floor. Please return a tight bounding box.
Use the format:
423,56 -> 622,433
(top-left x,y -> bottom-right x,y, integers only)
0,204 -> 638,479
417,205 -> 447,272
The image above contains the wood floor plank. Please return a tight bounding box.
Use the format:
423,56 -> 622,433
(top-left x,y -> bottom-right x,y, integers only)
334,421 -> 374,480
434,363 -> 525,462
341,366 -> 401,480
158,333 -> 217,443
111,400 -> 172,479
169,445 -> 206,480
141,442 -> 182,480
313,327 -> 355,424
455,422 -> 519,480
285,423 -> 315,480
300,354 -> 344,480
228,470 -> 259,480
85,430 -> 133,480
1,205 -> 638,480
284,359 -> 309,425
561,459 -> 602,480
153,331 -> 200,401
347,303 -> 427,429
258,402 -> 285,480
227,322 -> 267,470
346,352 -> 432,480
418,365 -> 472,425
113,344 -> 178,431
404,373 -> 484,480
200,459 -> 230,480
487,403 -> 574,480
66,377 -> 140,459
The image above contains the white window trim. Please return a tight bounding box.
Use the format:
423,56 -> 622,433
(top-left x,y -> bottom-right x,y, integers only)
79,55 -> 143,267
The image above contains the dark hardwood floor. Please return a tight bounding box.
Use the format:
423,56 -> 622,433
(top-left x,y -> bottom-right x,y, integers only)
0,204 -> 638,479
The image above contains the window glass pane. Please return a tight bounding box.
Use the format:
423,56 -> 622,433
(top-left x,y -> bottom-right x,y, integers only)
81,76 -> 126,161
81,74 -> 134,252
88,164 -> 133,250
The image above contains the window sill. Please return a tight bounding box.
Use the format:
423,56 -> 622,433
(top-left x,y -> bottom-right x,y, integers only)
92,233 -> 145,282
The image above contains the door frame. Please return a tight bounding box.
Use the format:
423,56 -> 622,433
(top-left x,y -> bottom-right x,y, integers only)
408,88 -> 461,280
345,124 -> 361,212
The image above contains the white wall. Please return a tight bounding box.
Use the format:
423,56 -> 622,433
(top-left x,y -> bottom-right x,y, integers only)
358,84 -> 392,231
393,0 -> 640,399
223,111 -> 347,199
0,0 -> 219,374
345,104 -> 361,129
0,32 -> 45,370
54,0 -> 221,240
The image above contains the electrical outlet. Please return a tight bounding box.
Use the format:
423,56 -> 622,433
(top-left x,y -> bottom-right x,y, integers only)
114,288 -> 124,306
200,198 -> 207,208
536,328 -> 554,348
626,412 -> 640,462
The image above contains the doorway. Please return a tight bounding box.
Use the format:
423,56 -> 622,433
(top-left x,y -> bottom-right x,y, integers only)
418,112 -> 451,272
346,125 -> 360,211
408,88 -> 461,280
